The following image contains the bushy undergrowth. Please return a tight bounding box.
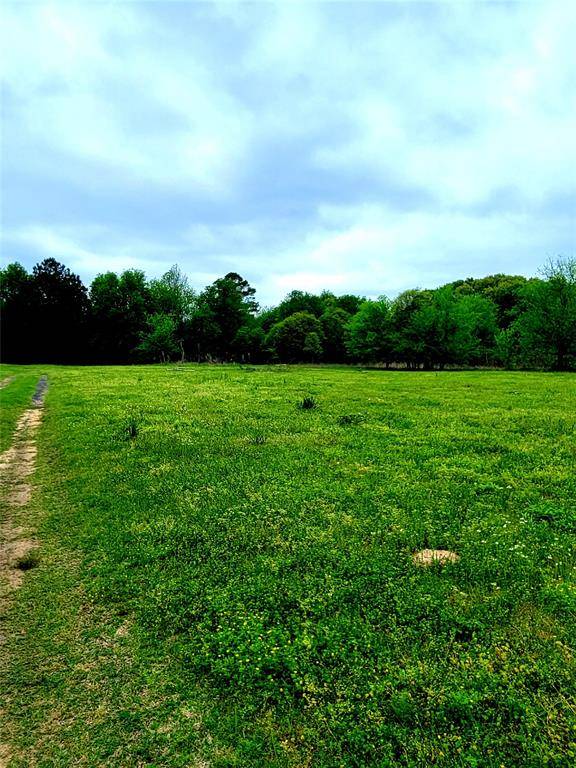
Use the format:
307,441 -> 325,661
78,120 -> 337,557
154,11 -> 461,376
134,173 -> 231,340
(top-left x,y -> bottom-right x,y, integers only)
8,365 -> 576,766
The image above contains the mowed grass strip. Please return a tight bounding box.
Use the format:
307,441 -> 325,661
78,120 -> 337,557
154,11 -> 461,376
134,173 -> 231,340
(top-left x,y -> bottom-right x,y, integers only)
3,366 -> 576,767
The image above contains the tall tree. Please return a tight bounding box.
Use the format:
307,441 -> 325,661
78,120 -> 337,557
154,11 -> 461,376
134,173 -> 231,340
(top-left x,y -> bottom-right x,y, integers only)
404,288 -> 459,369
232,320 -> 266,363
147,265 -> 196,361
451,294 -> 498,365
184,299 -> 220,362
137,313 -> 180,362
391,289 -> 429,368
0,263 -> 35,362
321,306 -> 351,362
398,288 -> 498,368
149,265 -> 195,320
275,290 -> 325,321
224,272 -> 259,313
90,270 -> 151,362
89,272 -> 123,362
187,274 -> 258,360
30,258 -> 89,362
515,258 -> 576,371
335,294 -> 363,316
451,274 -> 529,329
345,299 -> 394,365
266,311 -> 324,362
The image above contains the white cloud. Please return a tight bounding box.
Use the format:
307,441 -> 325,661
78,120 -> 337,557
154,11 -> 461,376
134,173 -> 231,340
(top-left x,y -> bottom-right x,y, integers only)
311,1 -> 576,206
3,189 -> 571,306
3,225 -> 171,278
1,0 -> 574,302
1,1 -> 254,194
257,200 -> 573,303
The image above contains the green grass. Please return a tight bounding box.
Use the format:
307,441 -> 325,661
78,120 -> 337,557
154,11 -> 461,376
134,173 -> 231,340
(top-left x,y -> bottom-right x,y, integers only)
0,365 -> 45,452
2,365 -> 576,766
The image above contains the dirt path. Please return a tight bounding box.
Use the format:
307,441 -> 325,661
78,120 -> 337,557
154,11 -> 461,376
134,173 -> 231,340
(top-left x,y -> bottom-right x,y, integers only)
0,376 -> 47,605
0,377 -> 47,767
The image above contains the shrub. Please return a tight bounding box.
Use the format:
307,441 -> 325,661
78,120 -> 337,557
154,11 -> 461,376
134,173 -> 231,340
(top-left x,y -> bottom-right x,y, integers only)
125,416 -> 139,439
297,396 -> 318,410
338,413 -> 366,426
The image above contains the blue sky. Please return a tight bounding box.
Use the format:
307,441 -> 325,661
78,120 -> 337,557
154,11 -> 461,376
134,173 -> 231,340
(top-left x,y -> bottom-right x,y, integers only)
1,0 -> 574,305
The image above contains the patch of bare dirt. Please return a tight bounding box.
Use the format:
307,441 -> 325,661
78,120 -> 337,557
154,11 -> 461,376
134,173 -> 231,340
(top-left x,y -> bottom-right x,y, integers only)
412,548 -> 460,566
0,377 -> 14,390
0,417 -> 41,510
0,741 -> 13,768
0,529 -> 38,592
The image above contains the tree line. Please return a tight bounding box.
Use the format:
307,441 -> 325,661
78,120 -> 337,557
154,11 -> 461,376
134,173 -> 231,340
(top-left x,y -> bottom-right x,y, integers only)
1,257 -> 575,370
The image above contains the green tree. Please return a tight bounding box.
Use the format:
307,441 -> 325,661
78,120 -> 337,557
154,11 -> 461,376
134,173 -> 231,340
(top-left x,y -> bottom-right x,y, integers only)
149,265 -> 195,360
451,274 -> 529,329
89,272 -> 123,361
149,265 -> 195,320
30,258 -> 89,362
405,288 -> 459,369
515,258 -> 576,370
303,331 -> 323,362
390,289 -> 429,368
321,306 -> 351,362
184,299 -> 220,362
451,294 -> 498,365
266,312 -> 324,362
0,263 -> 35,362
401,288 -> 498,368
335,294 -> 363,315
260,292 -> 361,335
137,313 -> 180,362
90,270 -> 151,362
345,298 -> 394,365
224,272 -> 259,313
233,321 -> 266,363
187,273 -> 258,360
275,290 -> 325,321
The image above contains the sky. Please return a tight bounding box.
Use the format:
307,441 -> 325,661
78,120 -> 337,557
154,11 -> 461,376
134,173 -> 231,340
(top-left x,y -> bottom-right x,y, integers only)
1,0 -> 575,306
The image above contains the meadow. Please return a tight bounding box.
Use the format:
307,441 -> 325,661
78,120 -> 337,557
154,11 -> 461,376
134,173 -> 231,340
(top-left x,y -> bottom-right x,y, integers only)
1,364 -> 575,767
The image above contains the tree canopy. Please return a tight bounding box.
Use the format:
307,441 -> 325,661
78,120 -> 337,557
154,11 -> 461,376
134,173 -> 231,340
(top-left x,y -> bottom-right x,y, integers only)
1,258 -> 574,370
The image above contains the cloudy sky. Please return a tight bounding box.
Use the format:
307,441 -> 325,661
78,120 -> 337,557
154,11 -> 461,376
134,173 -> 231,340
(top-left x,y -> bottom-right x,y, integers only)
1,0 -> 574,305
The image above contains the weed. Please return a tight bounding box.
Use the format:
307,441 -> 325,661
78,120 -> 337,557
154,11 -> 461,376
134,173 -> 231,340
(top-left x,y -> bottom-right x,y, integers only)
338,413 -> 366,426
297,395 -> 318,410
125,415 -> 139,439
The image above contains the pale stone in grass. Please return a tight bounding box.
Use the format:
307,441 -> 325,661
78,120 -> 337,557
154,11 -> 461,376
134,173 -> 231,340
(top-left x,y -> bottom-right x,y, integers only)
413,549 -> 460,566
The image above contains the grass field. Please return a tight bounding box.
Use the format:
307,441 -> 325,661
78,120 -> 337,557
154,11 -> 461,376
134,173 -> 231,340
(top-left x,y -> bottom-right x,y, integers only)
1,364 -> 575,767
0,367 -> 44,453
